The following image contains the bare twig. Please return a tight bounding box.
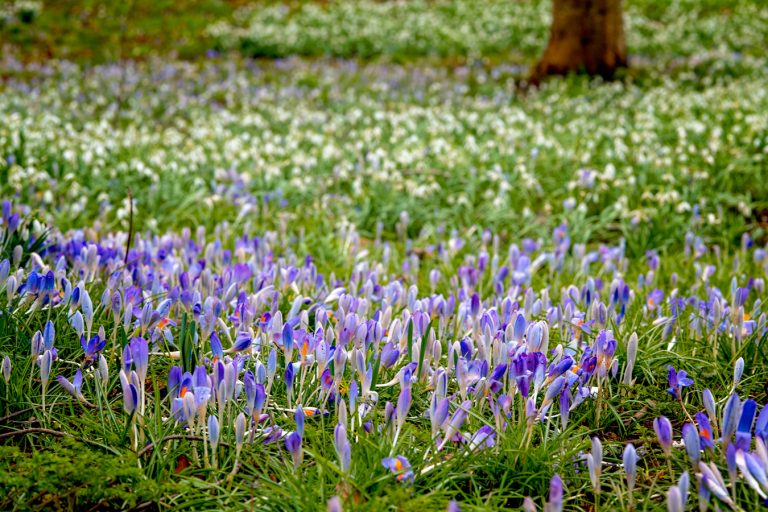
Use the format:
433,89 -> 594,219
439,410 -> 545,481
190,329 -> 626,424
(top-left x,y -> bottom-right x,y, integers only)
0,427 -> 71,440
0,407 -> 36,424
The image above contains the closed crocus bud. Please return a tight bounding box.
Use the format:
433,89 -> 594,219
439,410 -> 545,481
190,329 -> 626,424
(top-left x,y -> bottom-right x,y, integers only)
623,443 -> 637,494
39,350 -> 53,391
284,431 -> 303,469
622,332 -> 638,386
2,355 -> 10,384
522,497 -> 536,512
654,416 -> 673,457
588,437 -> 603,492
667,486 -> 683,512
547,474 -> 563,512
96,354 -> 109,387
295,405 -> 305,437
682,423 -> 700,465
733,357 -> 744,387
119,369 -> 138,415
235,412 -> 247,448
678,472 -> 689,505
702,389 -> 717,424
327,496 -> 343,512
208,415 -> 220,451
721,393 -> 741,446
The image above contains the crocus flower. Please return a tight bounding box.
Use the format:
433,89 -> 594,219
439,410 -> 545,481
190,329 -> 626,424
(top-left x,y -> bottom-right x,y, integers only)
395,382 -> 412,434
736,399 -> 757,450
119,369 -> 138,415
622,332 -> 638,386
334,423 -> 351,474
694,412 -> 715,450
2,355 -> 10,384
466,425 -> 496,451
57,369 -> 84,401
382,455 -> 414,483
80,334 -> 106,366
235,412 -> 247,449
667,485 -> 683,512
547,474 -> 563,512
623,443 -> 637,496
667,366 -> 693,399
587,437 -> 602,494
295,405 -> 306,437
682,423 -> 700,465
735,450 -> 768,500
440,400 -> 472,450
733,357 -> 744,387
209,414 -> 220,465
327,496 -> 342,512
654,416 -> 673,457
39,349 -> 53,401
721,392 -> 741,447
285,431 -> 303,469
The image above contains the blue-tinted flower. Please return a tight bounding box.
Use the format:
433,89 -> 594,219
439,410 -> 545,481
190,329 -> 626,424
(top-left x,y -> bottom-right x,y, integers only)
721,392 -> 741,446
334,423 -> 351,474
57,369 -> 84,400
736,398 -> 757,450
694,412 -> 714,450
285,431 -> 303,469
466,425 -> 495,451
80,334 -> 106,366
382,455 -> 413,483
654,416 -> 673,457
547,474 -> 563,512
623,443 -> 637,494
2,355 -> 10,384
119,369 -> 138,415
209,415 -> 220,451
682,423 -> 700,465
667,366 -> 693,399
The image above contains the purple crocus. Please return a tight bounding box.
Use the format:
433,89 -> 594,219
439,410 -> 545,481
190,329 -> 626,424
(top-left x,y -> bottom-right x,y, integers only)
667,366 -> 693,399
382,455 -> 414,483
547,474 -> 563,512
654,416 -> 673,457
57,369 -> 85,401
334,423 -> 351,474
284,431 -> 303,469
682,423 -> 700,465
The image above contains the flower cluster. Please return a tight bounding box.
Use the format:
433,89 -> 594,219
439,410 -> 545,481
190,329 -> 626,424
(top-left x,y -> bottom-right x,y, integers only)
2,197 -> 768,508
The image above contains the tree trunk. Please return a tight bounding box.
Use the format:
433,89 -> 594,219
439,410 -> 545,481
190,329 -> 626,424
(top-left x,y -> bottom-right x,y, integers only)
530,0 -> 627,85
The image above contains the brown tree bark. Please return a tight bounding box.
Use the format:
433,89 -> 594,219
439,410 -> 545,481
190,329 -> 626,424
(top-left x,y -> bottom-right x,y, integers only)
530,0 -> 627,85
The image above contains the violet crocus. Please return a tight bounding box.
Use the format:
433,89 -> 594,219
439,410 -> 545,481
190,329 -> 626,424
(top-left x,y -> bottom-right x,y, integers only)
682,423 -> 700,465
439,400 -> 472,451
209,414 -> 220,468
546,474 -> 563,512
587,437 -> 602,495
382,455 -> 414,483
623,443 -> 637,504
334,423 -> 351,474
285,431 -> 303,469
2,355 -> 10,384
667,366 -> 693,399
57,369 -> 85,402
654,416 -> 673,457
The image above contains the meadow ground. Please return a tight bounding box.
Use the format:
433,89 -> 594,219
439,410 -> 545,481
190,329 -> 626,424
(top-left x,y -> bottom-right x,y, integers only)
1,0 -> 767,510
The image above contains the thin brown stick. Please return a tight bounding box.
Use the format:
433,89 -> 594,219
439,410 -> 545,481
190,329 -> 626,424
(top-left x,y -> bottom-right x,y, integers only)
0,407 -> 35,424
0,427 -> 71,440
137,434 -> 230,458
